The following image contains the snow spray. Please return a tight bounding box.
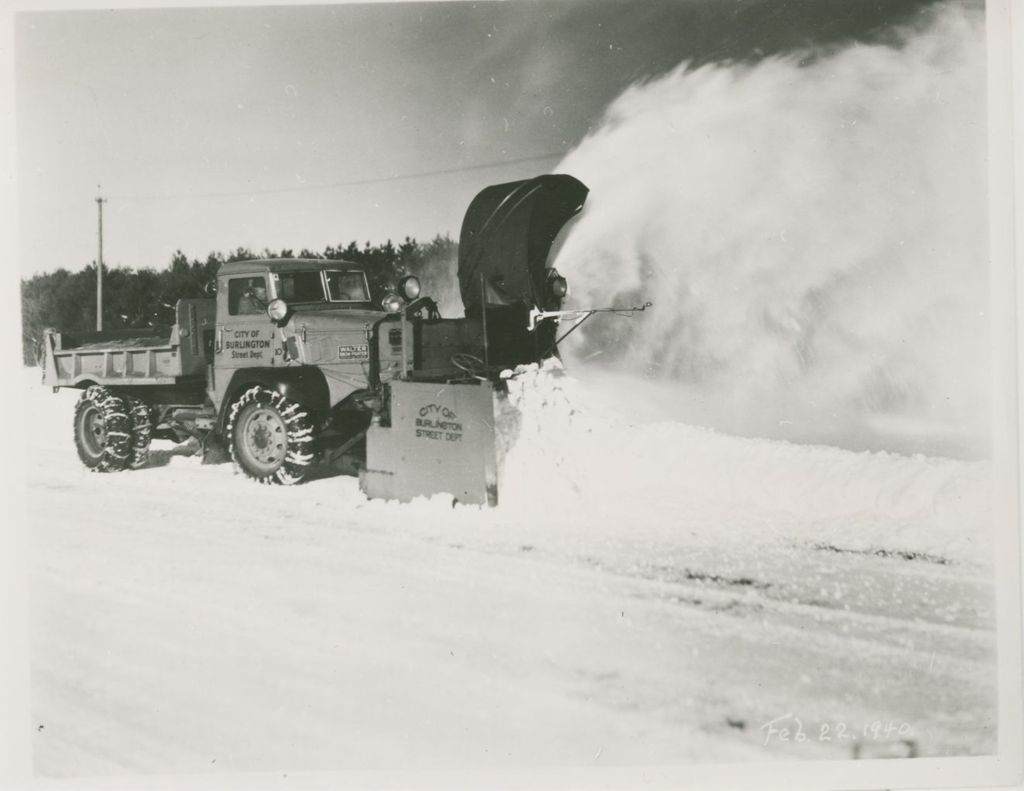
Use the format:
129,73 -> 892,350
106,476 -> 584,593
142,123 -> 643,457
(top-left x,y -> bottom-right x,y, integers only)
550,1 -> 988,457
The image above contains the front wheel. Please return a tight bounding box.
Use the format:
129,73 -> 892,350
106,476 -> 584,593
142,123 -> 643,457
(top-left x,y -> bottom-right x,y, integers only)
73,386 -> 132,472
226,385 -> 317,485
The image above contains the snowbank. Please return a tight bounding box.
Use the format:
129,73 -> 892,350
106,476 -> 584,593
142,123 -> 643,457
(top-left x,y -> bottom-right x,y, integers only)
495,360 -> 991,565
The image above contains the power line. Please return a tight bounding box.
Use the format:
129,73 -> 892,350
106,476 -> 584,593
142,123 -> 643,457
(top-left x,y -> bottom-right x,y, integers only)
107,151 -> 568,202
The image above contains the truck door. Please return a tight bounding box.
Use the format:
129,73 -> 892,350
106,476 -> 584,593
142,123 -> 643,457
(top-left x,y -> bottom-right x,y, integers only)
214,274 -> 276,375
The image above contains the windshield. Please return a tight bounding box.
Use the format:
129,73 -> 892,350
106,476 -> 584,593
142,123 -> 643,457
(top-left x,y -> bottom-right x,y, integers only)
326,271 -> 371,302
272,270 -> 371,305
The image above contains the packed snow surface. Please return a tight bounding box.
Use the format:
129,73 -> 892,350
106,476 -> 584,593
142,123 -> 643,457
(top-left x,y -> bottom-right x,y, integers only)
25,363 -> 996,778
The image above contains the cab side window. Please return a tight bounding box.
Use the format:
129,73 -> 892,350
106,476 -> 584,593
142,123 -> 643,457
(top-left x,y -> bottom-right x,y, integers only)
228,277 -> 268,316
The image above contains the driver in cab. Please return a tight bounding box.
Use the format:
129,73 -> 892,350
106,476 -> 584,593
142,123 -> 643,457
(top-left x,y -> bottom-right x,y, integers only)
237,278 -> 268,315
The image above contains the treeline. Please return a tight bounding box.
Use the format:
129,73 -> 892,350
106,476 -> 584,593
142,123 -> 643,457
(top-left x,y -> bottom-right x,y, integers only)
21,235 -> 458,365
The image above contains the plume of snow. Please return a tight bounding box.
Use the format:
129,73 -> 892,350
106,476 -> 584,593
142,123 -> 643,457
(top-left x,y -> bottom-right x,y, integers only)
550,2 -> 989,456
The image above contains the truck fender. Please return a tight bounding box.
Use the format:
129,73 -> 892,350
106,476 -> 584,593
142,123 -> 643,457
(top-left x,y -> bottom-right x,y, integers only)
215,367 -> 330,435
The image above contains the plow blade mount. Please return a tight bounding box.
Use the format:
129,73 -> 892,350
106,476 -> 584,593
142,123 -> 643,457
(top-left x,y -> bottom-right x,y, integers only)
359,380 -> 498,506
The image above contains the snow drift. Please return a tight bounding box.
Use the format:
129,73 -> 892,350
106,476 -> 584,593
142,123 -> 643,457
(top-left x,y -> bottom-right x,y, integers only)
496,360 -> 990,566
549,1 -> 989,458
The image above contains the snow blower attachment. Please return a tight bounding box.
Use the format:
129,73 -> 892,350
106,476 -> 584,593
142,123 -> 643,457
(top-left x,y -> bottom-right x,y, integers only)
358,173 -> 651,506
358,174 -> 591,505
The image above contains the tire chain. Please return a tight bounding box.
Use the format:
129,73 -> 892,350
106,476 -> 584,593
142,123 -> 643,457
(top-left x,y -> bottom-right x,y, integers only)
225,385 -> 316,485
125,396 -> 154,469
75,385 -> 133,472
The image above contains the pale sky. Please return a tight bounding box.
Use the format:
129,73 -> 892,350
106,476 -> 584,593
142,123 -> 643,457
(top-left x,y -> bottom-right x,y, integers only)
14,0 -> 931,276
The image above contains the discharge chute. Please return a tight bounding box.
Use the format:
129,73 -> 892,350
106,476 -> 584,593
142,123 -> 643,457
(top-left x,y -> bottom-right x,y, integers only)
458,174 -> 588,315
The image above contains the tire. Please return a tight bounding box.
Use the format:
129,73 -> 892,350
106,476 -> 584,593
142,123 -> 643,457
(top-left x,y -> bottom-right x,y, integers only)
125,396 -> 154,469
73,386 -> 132,472
226,385 -> 316,485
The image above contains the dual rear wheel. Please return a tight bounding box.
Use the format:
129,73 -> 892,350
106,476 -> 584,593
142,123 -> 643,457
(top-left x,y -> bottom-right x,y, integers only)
73,386 -> 152,472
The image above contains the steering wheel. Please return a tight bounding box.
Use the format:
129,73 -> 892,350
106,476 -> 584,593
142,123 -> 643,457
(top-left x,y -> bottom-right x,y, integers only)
450,353 -> 486,378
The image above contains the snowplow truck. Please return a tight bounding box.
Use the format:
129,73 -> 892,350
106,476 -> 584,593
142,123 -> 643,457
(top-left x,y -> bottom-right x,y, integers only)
41,174 -> 588,505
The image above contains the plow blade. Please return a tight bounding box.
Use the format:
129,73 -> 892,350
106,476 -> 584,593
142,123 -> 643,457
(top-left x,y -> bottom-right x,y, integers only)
359,380 -> 498,506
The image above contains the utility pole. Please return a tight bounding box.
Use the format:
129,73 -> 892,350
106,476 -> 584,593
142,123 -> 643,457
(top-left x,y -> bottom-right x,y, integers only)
96,191 -> 106,331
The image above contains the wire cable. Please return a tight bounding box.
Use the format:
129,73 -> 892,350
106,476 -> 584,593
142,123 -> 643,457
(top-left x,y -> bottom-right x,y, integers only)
107,151 -> 568,202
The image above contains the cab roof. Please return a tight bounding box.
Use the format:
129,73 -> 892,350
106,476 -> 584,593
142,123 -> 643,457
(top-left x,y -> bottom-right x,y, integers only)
217,258 -> 365,277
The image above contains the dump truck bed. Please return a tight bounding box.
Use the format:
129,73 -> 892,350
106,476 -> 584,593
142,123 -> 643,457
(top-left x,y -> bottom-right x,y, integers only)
42,299 -> 216,387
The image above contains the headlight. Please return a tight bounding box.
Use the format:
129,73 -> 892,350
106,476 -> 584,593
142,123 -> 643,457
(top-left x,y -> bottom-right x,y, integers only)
267,299 -> 289,321
547,271 -> 568,299
399,275 -> 421,300
382,293 -> 405,313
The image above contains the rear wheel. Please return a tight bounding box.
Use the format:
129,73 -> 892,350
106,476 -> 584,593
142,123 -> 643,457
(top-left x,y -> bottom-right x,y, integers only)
226,385 -> 316,485
125,396 -> 154,469
73,386 -> 132,472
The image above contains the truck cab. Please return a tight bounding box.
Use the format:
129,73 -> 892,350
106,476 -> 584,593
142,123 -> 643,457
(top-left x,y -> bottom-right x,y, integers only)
211,259 -> 390,415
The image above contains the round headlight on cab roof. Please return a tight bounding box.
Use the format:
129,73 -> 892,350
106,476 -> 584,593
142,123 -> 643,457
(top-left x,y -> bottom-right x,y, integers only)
382,293 -> 405,314
399,275 -> 421,301
267,299 -> 289,322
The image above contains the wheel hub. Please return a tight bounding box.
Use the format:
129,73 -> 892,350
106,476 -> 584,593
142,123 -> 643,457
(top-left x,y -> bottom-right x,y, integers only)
80,405 -> 106,457
243,407 -> 287,467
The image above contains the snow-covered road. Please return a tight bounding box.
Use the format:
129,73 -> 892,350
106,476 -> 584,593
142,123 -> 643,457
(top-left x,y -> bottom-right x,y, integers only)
25,365 -> 996,776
